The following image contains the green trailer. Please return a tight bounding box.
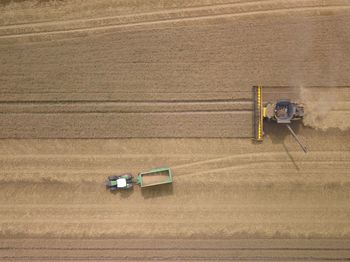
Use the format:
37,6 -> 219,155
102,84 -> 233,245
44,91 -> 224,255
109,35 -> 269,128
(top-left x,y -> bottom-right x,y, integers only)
137,167 -> 173,188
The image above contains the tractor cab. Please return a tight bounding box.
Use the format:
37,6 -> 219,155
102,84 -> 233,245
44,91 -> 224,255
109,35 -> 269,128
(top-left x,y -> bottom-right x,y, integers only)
116,178 -> 127,188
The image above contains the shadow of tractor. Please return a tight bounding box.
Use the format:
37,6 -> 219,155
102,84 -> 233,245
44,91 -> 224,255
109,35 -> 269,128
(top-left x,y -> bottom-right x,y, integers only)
105,184 -> 135,198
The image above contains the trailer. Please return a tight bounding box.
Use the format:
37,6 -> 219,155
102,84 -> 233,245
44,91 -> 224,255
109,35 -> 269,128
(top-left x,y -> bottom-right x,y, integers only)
137,167 -> 173,188
105,167 -> 173,191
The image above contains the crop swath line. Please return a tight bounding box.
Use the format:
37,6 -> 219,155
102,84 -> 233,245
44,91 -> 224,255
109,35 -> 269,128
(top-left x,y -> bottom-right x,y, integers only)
0,0 -> 271,28
0,255 -> 349,261
0,99 -> 252,104
0,3 -> 349,40
2,247 -> 350,251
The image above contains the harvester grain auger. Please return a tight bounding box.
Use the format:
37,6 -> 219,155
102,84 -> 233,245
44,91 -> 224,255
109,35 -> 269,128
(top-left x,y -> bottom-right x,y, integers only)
253,86 -> 307,153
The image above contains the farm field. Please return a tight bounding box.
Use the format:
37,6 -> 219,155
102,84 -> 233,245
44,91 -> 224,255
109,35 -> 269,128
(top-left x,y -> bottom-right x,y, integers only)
0,0 -> 350,261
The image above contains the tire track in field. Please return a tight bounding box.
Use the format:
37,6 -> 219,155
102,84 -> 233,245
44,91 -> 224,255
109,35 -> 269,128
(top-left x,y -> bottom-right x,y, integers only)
0,0 -> 349,42
0,101 -> 252,114
2,239 -> 350,262
0,0 -> 273,30
0,151 -> 349,183
1,255 -> 350,261
0,0 -> 267,27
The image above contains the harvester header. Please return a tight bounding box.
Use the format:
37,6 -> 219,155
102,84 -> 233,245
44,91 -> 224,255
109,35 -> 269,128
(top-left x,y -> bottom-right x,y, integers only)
253,85 -> 264,141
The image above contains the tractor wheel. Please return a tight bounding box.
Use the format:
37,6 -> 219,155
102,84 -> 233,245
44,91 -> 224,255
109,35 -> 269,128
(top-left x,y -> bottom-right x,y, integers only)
108,176 -> 118,181
122,173 -> 133,180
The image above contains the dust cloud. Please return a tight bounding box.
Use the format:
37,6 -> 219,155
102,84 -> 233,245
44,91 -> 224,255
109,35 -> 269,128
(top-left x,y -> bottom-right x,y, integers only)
300,86 -> 350,131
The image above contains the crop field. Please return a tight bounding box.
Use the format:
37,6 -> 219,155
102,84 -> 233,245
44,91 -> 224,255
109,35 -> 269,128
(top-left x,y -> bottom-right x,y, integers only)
0,0 -> 350,261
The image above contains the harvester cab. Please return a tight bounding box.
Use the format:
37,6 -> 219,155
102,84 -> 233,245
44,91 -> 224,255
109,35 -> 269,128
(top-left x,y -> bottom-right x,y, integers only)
253,86 -> 307,153
265,100 -> 304,124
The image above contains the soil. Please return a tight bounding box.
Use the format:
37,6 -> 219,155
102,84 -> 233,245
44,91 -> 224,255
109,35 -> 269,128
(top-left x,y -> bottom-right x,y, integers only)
0,0 -> 350,260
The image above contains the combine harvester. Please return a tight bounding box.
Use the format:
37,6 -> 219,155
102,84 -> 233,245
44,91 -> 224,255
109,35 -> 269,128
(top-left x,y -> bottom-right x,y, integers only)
105,167 -> 173,191
253,86 -> 307,153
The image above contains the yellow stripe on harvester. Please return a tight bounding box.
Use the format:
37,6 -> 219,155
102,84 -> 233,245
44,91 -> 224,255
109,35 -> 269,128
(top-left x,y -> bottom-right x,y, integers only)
257,86 -> 262,140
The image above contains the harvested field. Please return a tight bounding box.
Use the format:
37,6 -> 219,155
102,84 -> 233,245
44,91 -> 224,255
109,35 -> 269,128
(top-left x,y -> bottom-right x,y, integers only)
0,0 -> 350,261
0,134 -> 349,238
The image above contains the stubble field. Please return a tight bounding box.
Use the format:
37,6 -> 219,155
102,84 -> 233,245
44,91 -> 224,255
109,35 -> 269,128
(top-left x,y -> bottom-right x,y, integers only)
0,0 -> 350,261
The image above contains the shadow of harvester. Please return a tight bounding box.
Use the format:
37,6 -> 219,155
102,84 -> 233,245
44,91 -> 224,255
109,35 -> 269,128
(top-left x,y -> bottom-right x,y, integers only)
264,120 -> 303,145
264,120 -> 306,170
